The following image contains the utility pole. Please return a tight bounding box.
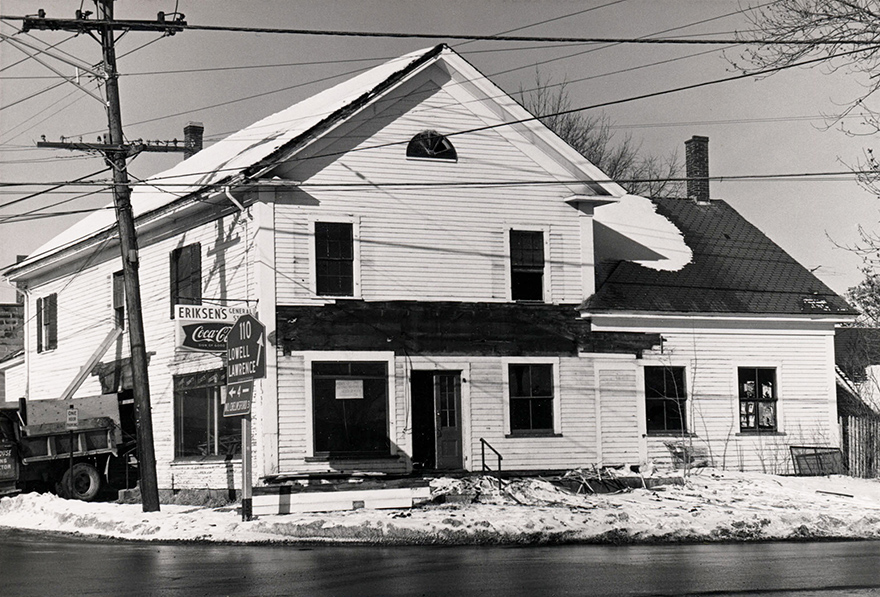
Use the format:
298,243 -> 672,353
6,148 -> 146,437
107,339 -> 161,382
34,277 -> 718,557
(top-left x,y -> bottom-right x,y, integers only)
94,0 -> 159,513
23,2 -> 185,513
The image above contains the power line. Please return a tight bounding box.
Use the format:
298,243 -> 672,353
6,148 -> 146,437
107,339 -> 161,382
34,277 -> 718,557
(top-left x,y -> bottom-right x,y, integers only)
0,167 -> 110,209
1,170 -> 876,192
5,15 -> 874,46
115,41 -> 880,182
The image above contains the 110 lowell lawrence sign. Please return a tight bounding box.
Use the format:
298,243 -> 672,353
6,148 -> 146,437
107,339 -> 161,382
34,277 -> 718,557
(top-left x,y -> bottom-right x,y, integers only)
174,304 -> 253,353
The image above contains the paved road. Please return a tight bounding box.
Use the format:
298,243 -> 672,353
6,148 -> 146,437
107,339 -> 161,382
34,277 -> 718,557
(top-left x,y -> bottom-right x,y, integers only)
2,529 -> 880,596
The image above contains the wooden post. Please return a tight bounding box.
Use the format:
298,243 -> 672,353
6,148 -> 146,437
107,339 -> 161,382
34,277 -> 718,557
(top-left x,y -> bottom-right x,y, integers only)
241,415 -> 252,521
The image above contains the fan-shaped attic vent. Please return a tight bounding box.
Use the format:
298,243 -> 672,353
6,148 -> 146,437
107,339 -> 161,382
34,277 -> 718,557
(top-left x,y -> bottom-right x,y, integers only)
406,130 -> 457,161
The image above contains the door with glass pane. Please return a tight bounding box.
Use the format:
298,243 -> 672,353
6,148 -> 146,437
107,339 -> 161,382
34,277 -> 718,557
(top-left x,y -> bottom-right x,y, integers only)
434,372 -> 462,470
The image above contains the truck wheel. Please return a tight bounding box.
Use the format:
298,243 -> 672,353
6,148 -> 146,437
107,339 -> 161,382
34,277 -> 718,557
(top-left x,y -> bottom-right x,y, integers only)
63,463 -> 102,501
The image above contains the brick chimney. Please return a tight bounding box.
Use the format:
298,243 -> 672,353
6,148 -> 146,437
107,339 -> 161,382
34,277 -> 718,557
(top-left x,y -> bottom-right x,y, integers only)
685,135 -> 709,202
183,122 -> 204,159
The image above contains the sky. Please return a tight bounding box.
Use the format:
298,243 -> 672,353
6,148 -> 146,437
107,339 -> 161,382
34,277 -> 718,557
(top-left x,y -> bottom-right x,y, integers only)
2,0 -> 879,304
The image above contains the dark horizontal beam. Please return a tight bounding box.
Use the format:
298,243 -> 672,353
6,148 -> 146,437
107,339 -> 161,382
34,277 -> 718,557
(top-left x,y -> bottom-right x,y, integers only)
37,141 -> 187,155
22,17 -> 185,34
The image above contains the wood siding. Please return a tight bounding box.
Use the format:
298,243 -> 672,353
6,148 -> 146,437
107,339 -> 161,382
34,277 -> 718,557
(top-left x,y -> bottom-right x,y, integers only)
272,69 -> 588,306
21,209 -> 259,489
635,324 -> 838,474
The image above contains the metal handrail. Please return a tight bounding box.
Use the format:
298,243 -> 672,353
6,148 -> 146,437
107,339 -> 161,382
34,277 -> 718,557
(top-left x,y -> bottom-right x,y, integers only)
480,438 -> 503,489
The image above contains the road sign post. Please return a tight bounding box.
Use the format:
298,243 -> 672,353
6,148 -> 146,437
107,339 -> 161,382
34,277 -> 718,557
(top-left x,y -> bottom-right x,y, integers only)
226,314 -> 266,521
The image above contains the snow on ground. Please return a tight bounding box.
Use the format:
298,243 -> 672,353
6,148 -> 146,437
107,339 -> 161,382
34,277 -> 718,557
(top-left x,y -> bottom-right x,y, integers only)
2,468 -> 880,545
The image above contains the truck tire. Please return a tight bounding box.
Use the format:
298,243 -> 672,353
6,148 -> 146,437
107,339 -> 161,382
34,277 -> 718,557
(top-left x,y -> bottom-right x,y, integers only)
62,463 -> 102,501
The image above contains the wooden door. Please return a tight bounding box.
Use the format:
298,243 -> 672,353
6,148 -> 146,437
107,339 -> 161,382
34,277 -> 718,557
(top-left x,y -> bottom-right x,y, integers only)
434,373 -> 462,470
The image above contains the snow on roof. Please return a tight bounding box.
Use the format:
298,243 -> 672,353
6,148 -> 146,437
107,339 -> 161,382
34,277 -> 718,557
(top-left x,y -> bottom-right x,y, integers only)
594,194 -> 692,271
22,45 -> 443,265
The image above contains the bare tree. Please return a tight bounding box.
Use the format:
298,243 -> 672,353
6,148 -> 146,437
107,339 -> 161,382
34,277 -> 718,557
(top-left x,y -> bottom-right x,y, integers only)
732,0 -> 880,134
521,76 -> 683,198
732,2 -> 880,307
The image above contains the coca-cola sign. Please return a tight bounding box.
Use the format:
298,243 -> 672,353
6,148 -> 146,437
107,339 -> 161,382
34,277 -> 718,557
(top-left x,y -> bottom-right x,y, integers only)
179,322 -> 232,352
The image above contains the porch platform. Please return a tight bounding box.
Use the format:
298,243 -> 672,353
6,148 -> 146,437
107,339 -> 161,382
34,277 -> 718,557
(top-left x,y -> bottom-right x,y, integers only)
252,477 -> 433,515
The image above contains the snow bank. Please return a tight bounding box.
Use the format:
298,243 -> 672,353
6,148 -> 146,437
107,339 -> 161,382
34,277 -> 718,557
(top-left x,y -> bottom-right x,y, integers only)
2,469 -> 880,545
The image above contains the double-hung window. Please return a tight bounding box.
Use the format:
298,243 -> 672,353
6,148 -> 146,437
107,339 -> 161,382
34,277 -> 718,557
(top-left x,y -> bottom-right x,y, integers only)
170,243 -> 202,317
508,363 -> 554,434
174,369 -> 241,458
738,367 -> 777,431
510,230 -> 544,301
644,366 -> 687,433
36,293 -> 57,353
315,222 -> 354,297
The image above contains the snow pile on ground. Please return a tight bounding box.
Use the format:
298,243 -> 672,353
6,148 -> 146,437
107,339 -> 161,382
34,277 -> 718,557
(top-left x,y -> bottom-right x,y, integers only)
2,468 -> 880,545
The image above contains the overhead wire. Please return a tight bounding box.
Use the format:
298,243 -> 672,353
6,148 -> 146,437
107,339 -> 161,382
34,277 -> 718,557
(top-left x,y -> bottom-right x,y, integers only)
6,39 -> 872,212
0,16 -> 873,46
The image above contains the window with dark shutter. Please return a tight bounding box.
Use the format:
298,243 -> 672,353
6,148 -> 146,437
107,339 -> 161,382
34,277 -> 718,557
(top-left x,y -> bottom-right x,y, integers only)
170,243 -> 202,317
510,230 -> 544,301
315,222 -> 354,296
36,293 -> 57,353
113,270 -> 125,329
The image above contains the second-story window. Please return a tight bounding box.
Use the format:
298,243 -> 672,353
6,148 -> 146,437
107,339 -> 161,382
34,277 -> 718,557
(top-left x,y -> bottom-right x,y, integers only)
510,230 -> 544,301
315,222 -> 354,296
113,270 -> 125,329
170,243 -> 202,317
36,293 -> 57,353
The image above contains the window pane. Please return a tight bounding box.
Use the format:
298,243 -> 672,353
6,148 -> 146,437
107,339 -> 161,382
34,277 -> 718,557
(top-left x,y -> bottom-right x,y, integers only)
530,398 -> 554,429
312,361 -> 388,455
738,367 -> 777,431
171,244 -> 202,309
510,230 -> 544,301
175,388 -> 210,457
509,364 -> 554,432
173,370 -> 237,458
315,223 -> 354,296
510,231 -> 544,267
644,366 -> 687,433
511,271 -> 544,301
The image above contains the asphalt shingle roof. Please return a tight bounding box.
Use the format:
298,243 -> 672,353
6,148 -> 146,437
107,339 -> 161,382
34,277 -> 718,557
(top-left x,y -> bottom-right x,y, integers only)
583,198 -> 856,316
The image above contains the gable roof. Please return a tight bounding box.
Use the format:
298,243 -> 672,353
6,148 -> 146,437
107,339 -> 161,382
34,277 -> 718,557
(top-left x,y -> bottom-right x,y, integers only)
10,46 -> 445,272
6,44 -> 624,278
583,197 -> 856,316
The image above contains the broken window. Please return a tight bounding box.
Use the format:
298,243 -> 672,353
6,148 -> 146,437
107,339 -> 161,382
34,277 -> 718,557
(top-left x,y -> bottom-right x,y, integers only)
406,130 -> 457,161
36,293 -> 57,353
508,363 -> 554,434
173,369 -> 240,459
170,243 -> 202,317
312,361 -> 389,456
315,222 -> 354,296
738,367 -> 777,432
644,366 -> 687,433
510,230 -> 544,301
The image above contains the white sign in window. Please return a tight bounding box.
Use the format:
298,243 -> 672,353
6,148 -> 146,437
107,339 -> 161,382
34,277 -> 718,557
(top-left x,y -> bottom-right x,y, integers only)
335,379 -> 364,400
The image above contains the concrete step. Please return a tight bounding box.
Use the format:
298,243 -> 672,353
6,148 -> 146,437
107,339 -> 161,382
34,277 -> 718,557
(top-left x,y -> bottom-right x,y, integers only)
252,485 -> 432,515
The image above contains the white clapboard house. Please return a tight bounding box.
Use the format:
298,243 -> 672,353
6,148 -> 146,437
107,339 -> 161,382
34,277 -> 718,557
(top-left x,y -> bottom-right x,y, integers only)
3,45 -> 856,499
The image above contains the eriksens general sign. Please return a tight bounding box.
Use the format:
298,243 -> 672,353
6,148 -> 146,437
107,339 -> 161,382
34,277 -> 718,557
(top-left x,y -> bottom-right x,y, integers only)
174,304 -> 253,353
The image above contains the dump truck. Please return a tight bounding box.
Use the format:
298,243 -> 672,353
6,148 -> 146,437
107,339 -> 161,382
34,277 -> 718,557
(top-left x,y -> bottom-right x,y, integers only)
0,394 -> 137,501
